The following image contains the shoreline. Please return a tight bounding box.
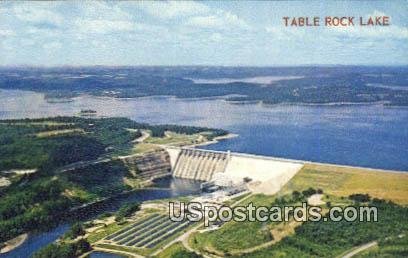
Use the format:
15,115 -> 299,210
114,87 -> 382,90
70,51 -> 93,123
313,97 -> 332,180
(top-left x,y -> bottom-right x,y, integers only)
0,233 -> 28,254
187,133 -> 238,148
2,89 -> 408,108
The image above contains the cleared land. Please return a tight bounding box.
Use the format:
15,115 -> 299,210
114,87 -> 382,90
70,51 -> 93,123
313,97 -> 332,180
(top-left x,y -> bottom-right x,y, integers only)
36,128 -> 85,138
0,233 -> 28,254
155,242 -> 200,258
132,131 -> 216,154
353,234 -> 407,257
281,163 -> 408,204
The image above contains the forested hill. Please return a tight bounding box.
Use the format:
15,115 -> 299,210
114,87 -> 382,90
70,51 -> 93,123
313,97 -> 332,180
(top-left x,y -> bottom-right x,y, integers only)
0,116 -> 226,171
0,117 -> 227,243
0,66 -> 407,106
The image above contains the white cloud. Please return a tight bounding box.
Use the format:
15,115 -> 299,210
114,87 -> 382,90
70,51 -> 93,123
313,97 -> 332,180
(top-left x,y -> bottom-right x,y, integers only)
209,32 -> 222,42
187,15 -> 222,28
265,26 -> 306,40
137,1 -> 210,19
73,2 -> 141,35
20,39 -> 35,46
13,4 -> 62,26
368,10 -> 387,18
80,1 -> 132,21
324,10 -> 408,40
91,40 -> 107,48
43,41 -> 62,50
0,29 -> 15,37
266,19 -> 408,42
327,25 -> 408,39
75,19 -> 135,34
186,11 -> 249,30
25,26 -> 60,38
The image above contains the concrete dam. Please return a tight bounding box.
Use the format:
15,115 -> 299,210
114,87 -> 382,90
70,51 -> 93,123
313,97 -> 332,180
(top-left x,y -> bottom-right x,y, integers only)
166,147 -> 304,195
172,149 -> 229,181
119,147 -> 304,194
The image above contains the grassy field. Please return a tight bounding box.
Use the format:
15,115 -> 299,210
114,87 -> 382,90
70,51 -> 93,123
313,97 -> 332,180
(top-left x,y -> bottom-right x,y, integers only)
145,131 -> 209,146
87,220 -> 132,243
132,143 -> 162,154
94,243 -> 150,256
131,131 -> 212,154
36,128 -> 85,138
191,219 -> 273,254
155,242 -> 201,258
280,164 -> 408,204
355,234 -> 408,257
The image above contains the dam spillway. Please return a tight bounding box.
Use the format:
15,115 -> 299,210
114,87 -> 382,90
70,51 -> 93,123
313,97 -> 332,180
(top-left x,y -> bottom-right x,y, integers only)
172,149 -> 229,181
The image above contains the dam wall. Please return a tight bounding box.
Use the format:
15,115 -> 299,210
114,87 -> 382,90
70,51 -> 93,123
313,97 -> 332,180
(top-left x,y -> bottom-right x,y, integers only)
119,150 -> 172,181
171,148 -> 229,181
118,146 -> 303,194
166,147 -> 181,169
224,153 -> 304,194
166,147 -> 304,194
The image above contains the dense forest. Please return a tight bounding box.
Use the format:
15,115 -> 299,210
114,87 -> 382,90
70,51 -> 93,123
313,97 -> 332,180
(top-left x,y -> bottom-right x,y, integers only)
238,198 -> 408,257
0,66 -> 407,106
0,117 -> 227,243
0,116 -> 227,171
32,239 -> 91,258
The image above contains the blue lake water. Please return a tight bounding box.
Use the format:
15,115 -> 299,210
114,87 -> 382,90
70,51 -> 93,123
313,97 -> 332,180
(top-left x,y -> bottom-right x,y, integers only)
1,89 -> 407,171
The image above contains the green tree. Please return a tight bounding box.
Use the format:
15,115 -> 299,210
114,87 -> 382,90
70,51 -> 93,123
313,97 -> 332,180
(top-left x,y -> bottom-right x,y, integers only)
115,202 -> 141,222
65,222 -> 86,239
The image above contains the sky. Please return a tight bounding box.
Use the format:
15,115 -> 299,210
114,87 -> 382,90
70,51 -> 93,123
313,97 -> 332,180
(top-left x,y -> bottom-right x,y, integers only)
0,1 -> 407,66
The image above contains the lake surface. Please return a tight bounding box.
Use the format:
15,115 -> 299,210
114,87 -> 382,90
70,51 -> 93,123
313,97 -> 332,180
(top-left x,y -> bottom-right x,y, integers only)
1,89 -> 407,171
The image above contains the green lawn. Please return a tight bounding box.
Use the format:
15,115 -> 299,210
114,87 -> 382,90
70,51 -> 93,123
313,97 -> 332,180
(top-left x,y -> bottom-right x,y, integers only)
281,164 -> 408,205
155,242 -> 201,258
87,221 -> 131,243
355,234 -> 408,257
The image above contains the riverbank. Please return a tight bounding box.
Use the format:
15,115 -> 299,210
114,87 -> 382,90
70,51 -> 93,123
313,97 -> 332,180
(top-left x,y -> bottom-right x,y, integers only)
0,234 -> 28,254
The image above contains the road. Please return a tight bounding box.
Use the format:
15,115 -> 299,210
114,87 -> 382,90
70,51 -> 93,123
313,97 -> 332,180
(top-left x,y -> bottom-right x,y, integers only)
92,246 -> 144,258
55,156 -> 111,174
341,241 -> 377,258
57,129 -> 153,174
133,130 -> 150,143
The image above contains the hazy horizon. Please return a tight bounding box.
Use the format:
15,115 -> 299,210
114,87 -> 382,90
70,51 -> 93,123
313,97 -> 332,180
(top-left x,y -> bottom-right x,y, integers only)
1,64 -> 408,69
